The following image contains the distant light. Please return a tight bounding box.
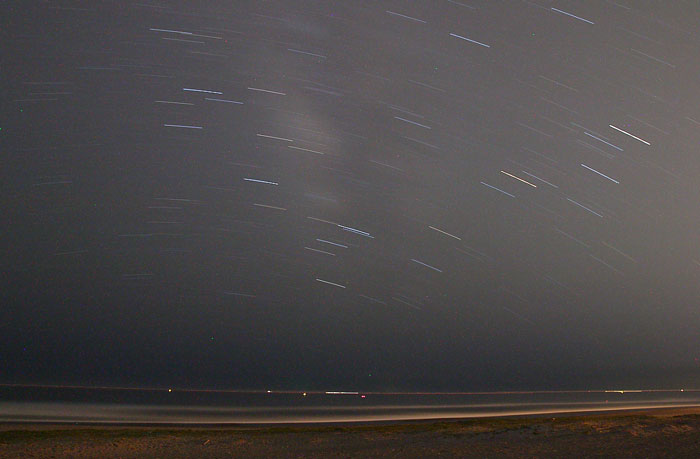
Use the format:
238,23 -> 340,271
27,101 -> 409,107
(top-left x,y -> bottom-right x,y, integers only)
303,392 -> 307,396
267,390 -> 271,393
168,389 -> 172,393
361,395 -> 366,398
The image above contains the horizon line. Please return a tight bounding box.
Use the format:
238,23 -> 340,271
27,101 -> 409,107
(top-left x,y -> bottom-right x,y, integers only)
0,383 -> 696,396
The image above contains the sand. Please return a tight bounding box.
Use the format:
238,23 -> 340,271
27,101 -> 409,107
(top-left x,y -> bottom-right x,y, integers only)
2,407 -> 700,458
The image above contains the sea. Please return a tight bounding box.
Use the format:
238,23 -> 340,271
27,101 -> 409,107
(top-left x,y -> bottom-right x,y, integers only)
2,385 -> 700,424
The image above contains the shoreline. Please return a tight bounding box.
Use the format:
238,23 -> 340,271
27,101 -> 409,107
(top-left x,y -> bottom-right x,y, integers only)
2,405 -> 700,430
3,408 -> 700,458
2,403 -> 700,429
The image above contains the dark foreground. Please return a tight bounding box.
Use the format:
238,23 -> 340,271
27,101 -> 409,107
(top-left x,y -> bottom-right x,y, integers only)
2,408 -> 700,458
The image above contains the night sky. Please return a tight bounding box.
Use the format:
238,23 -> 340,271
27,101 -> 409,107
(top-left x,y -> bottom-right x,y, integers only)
4,1 -> 700,392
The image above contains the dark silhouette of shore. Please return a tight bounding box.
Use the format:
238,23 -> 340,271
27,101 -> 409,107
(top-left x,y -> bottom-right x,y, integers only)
2,407 -> 700,458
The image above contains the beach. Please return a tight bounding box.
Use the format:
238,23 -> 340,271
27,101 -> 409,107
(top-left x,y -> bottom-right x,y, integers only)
2,407 -> 700,458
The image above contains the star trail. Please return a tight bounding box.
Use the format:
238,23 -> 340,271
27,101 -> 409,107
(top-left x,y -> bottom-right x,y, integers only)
4,1 -> 700,392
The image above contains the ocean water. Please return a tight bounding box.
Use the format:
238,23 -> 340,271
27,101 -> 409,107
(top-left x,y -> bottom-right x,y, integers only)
2,386 -> 700,424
